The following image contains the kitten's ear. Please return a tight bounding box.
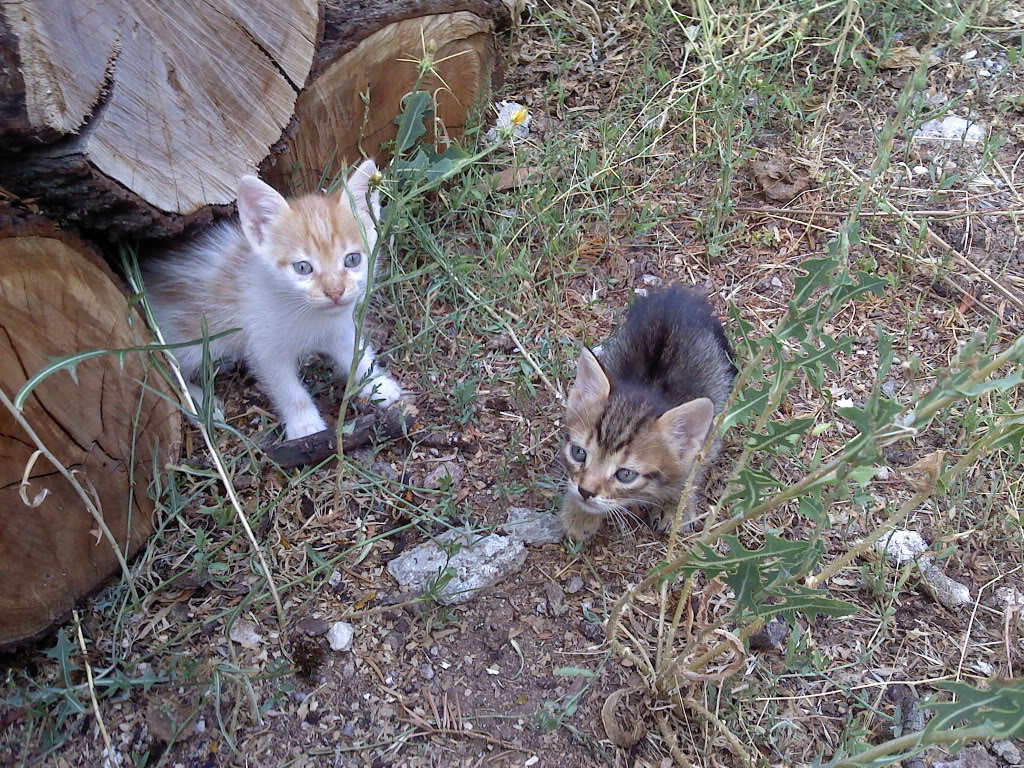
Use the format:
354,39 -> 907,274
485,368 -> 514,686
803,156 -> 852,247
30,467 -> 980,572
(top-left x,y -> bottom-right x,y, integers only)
657,398 -> 715,460
568,346 -> 610,408
344,158 -> 381,220
237,175 -> 289,249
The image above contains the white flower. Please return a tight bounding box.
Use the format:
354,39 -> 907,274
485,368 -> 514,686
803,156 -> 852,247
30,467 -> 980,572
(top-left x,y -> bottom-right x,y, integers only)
486,100 -> 531,143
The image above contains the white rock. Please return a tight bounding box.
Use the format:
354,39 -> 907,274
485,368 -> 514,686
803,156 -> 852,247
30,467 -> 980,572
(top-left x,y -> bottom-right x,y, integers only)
327,621 -> 355,652
993,740 -> 1022,765
229,619 -> 263,648
387,529 -> 527,605
877,529 -> 972,610
913,165 -> 929,175
501,507 -> 563,545
877,529 -> 928,565
915,115 -> 986,144
424,461 -> 465,490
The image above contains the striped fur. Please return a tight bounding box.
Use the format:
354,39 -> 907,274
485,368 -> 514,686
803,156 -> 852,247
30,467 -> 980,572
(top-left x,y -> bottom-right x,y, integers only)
561,285 -> 737,541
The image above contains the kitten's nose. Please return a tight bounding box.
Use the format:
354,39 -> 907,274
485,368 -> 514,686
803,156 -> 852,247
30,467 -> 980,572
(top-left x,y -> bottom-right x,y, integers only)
577,485 -> 595,501
325,289 -> 344,304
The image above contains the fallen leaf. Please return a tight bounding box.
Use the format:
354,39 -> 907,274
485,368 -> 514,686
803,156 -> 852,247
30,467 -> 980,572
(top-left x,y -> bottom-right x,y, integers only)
879,45 -> 941,70
750,156 -> 812,203
601,687 -> 647,748
901,450 -> 946,493
478,165 -> 545,194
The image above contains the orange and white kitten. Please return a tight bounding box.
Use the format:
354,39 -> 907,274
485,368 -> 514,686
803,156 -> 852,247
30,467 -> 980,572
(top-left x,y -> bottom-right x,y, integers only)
144,159 -> 403,440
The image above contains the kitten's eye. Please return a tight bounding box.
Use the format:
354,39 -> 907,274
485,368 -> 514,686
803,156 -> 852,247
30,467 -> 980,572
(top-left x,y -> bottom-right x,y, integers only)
614,468 -> 639,483
293,261 -> 313,275
344,252 -> 362,268
569,444 -> 587,462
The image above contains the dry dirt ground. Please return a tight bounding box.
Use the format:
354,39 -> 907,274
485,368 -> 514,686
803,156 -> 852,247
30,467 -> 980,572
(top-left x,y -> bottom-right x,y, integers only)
3,3 -> 1024,768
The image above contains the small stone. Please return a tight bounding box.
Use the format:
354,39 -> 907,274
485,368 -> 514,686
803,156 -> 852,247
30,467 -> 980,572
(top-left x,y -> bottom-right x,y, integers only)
875,466 -> 891,481
770,276 -> 784,288
993,740 -> 1021,765
386,529 -> 527,605
424,461 -> 465,490
878,529 -> 928,565
936,746 -> 998,768
912,165 -> 928,175
420,663 -> 435,680
565,576 -> 585,594
640,274 -> 664,287
342,661 -> 356,680
501,507 -> 563,545
915,115 -> 986,144
328,570 -> 344,589
229,619 -> 263,648
327,621 -> 354,652
881,379 -> 898,398
342,721 -> 356,738
748,618 -> 790,651
296,617 -> 331,637
544,582 -> 567,616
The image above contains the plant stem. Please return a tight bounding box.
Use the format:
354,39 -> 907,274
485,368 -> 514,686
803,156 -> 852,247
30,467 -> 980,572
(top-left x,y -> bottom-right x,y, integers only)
832,725 -> 990,768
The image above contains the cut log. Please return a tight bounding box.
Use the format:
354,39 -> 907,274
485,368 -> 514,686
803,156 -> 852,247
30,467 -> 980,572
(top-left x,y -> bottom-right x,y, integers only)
0,211 -> 181,651
0,0 -> 508,240
266,7 -> 503,193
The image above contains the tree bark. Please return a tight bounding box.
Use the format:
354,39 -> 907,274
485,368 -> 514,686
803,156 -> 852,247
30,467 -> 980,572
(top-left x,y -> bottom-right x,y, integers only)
0,209 -> 180,650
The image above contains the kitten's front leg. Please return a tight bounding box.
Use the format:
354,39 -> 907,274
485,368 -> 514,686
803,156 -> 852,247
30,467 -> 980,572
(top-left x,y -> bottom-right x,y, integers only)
327,326 -> 403,408
560,494 -> 604,542
249,353 -> 327,440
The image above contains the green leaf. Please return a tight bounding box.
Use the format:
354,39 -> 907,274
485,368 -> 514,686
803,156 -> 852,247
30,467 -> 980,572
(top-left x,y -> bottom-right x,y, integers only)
746,418 -> 816,454
554,666 -> 598,678
877,325 -> 895,380
756,588 -> 858,622
727,561 -> 762,613
721,386 -> 769,432
956,371 -> 1023,397
14,329 -> 240,410
793,258 -> 839,306
926,679 -> 1024,740
393,91 -> 433,154
43,629 -> 79,687
723,468 -> 785,512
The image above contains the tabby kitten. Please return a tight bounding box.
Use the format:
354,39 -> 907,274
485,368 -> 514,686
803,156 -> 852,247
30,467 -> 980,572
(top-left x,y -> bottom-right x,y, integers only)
561,285 -> 737,541
144,159 -> 403,441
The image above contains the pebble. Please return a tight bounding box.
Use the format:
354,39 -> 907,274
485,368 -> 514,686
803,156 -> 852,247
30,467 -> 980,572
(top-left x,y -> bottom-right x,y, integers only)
229,620 -> 263,648
565,575 -> 585,594
420,663 -> 435,681
327,621 -> 355,652
423,461 -> 465,490
993,740 -> 1022,765
501,507 -> 563,545
387,529 -> 527,605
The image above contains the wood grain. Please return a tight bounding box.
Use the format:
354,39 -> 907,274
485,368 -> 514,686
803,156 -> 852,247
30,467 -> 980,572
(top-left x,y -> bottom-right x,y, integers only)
268,11 -> 498,193
0,0 -> 317,237
0,217 -> 181,650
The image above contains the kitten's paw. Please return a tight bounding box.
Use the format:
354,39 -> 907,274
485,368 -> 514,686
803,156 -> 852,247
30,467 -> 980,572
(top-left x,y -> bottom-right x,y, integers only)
361,374 -> 403,409
284,412 -> 329,441
650,505 -> 698,534
560,495 -> 603,542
